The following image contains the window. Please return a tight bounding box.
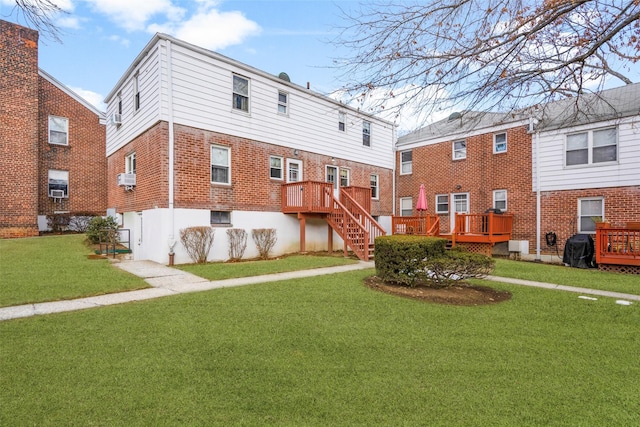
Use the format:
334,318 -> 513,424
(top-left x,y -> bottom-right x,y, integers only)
370,174 -> 379,199
211,145 -> 230,184
277,91 -> 288,115
453,140 -> 466,160
232,74 -> 249,112
338,112 -> 346,132
340,168 -> 350,187
117,93 -> 122,115
436,194 -> 449,214
48,116 -> 68,145
400,150 -> 412,175
48,170 -> 69,197
362,121 -> 371,146
326,165 -> 337,189
211,211 -> 231,225
125,152 -> 136,175
494,132 -> 507,153
578,198 -> 604,233
133,73 -> 140,111
493,190 -> 507,211
400,197 -> 412,216
453,194 -> 468,213
269,156 -> 283,179
567,127 -> 617,166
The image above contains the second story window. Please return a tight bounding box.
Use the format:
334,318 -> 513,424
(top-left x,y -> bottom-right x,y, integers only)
566,127 -> 617,166
453,140 -> 466,160
338,112 -> 346,131
48,116 -> 68,145
133,73 -> 140,111
494,132 -> 507,153
362,121 -> 371,146
117,93 -> 122,115
233,75 -> 249,112
493,190 -> 507,211
400,150 -> 412,175
211,145 -> 231,184
277,91 -> 288,114
125,152 -> 136,175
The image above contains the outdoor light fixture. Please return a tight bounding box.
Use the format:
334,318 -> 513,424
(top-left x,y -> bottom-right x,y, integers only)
331,157 -> 336,164
293,149 -> 299,156
455,184 -> 462,190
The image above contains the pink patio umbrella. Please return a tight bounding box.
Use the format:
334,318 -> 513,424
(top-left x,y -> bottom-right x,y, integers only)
416,184 -> 428,214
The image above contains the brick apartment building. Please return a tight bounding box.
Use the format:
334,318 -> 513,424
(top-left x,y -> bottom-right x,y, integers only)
0,20 -> 106,238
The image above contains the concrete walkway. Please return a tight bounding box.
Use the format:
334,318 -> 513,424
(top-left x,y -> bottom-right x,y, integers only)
1,261 -> 636,322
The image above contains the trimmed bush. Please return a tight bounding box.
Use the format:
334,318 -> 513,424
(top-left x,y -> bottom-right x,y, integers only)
227,228 -> 248,261
180,226 -> 216,264
85,216 -> 119,244
46,213 -> 71,233
252,228 -> 277,260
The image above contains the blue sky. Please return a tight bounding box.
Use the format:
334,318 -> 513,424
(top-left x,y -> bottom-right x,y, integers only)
1,0 -> 355,111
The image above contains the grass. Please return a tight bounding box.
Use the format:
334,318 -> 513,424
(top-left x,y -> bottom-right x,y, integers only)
492,258 -> 640,295
177,254 -> 358,280
1,270 -> 639,426
0,234 -> 148,307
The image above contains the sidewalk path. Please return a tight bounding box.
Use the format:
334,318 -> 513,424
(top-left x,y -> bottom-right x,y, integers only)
1,261 -> 636,322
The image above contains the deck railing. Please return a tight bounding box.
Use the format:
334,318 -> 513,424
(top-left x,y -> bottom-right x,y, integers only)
281,181 -> 333,213
392,215 -> 440,236
342,186 -> 371,213
340,188 -> 385,246
455,213 -> 513,242
595,227 -> 640,267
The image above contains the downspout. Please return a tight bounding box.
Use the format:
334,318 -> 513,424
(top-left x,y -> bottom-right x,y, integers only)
533,119 -> 541,261
167,40 -> 177,262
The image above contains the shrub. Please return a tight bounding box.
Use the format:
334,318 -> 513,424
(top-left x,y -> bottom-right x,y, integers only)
85,216 -> 119,244
374,235 -> 494,288
46,213 -> 71,233
68,214 -> 94,232
227,228 -> 247,261
180,226 -> 215,264
252,228 -> 277,260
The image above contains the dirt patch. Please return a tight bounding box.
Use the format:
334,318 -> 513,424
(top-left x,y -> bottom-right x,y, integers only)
364,276 -> 512,306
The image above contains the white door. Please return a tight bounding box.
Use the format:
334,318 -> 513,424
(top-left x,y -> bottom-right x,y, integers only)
326,165 -> 339,198
286,158 -> 303,183
450,193 -> 469,231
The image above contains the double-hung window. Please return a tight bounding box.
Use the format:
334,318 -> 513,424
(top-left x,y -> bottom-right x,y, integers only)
125,152 -> 136,175
494,132 -> 507,153
400,150 -> 412,174
232,74 -> 249,112
453,140 -> 466,160
48,170 -> 69,197
48,116 -> 68,145
362,121 -> 371,146
370,174 -> 379,199
270,156 -> 283,179
493,190 -> 507,211
133,73 -> 140,111
435,194 -> 449,214
338,112 -> 346,132
566,127 -> 617,166
340,169 -> 350,187
211,145 -> 230,184
400,197 -> 412,216
277,91 -> 288,115
578,197 -> 604,233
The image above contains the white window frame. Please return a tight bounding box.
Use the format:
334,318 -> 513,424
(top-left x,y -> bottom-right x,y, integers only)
453,140 -> 466,160
277,91 -> 288,115
370,174 -> 379,200
286,158 -> 303,183
400,150 -> 412,175
362,121 -> 371,147
117,93 -> 122,115
211,145 -> 231,185
494,132 -> 507,154
133,73 -> 140,111
232,74 -> 250,113
338,112 -> 346,132
565,127 -> 618,167
48,169 -> 69,198
125,152 -> 136,175
493,189 -> 507,211
435,194 -> 449,214
48,116 -> 69,146
340,168 -> 350,188
326,165 -> 338,189
400,197 -> 412,217
578,197 -> 604,234
269,155 -> 283,180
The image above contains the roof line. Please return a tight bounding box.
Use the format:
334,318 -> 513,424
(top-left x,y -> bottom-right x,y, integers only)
38,69 -> 105,117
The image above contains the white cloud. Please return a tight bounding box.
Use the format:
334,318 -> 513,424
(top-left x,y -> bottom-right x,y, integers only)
70,86 -> 106,111
147,9 -> 261,50
56,15 -> 82,29
108,34 -> 130,47
83,0 -> 186,32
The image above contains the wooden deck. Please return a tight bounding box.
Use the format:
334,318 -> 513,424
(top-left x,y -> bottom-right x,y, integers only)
595,226 -> 640,267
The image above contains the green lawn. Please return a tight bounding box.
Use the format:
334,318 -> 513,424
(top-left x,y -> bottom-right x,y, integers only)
177,254 -> 358,280
492,258 -> 640,295
1,270 -> 638,426
0,235 -> 148,307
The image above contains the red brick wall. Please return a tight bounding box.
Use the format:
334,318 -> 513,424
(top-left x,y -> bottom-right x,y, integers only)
0,21 -> 39,238
109,122 -> 393,215
396,125 -> 536,246
38,76 -> 107,216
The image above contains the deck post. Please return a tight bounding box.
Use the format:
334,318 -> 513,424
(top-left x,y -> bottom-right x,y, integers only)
298,213 -> 306,253
327,223 -> 333,254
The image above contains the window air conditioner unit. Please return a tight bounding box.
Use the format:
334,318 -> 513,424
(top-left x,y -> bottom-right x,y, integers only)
111,113 -> 122,125
117,173 -> 136,186
49,189 -> 65,198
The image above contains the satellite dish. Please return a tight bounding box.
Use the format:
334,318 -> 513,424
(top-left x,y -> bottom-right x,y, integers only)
278,72 -> 291,82
448,112 -> 462,121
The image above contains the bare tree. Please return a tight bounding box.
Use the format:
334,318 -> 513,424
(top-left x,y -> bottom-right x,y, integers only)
5,0 -> 66,42
334,0 -> 640,125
